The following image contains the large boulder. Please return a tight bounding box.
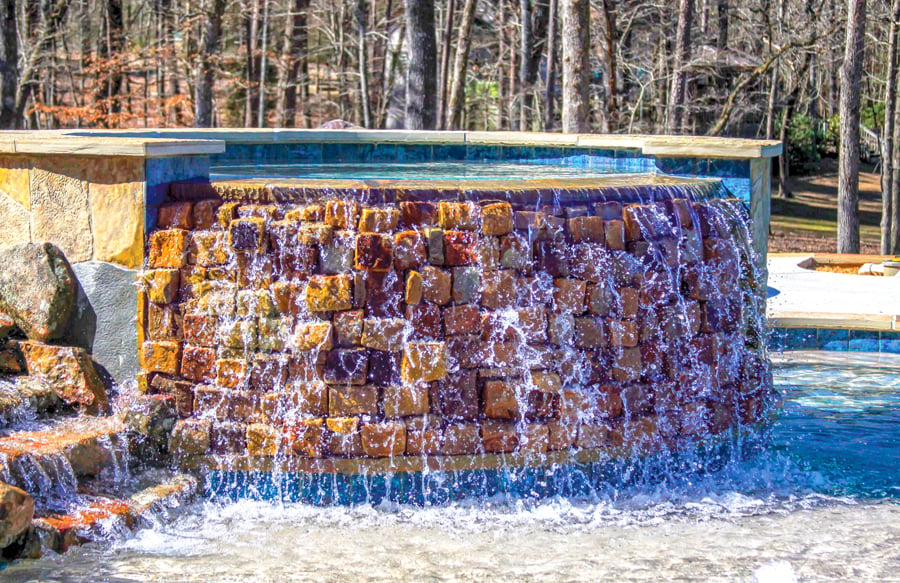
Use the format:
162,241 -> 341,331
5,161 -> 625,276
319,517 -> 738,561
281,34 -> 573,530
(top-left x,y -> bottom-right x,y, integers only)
21,342 -> 108,414
0,243 -> 76,342
0,481 -> 34,549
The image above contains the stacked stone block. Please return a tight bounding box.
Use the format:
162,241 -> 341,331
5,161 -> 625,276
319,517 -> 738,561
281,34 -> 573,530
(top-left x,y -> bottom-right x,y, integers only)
142,182 -> 772,467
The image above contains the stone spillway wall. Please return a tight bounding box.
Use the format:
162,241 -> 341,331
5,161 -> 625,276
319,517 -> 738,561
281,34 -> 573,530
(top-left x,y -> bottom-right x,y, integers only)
141,180 -> 772,471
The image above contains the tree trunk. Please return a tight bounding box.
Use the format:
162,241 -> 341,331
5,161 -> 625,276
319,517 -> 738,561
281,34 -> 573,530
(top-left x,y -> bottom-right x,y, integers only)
600,0 -> 617,129
404,0 -> 438,129
667,0 -> 693,134
275,0 -> 309,127
446,0 -> 476,129
543,0 -> 557,130
194,0 -> 227,127
837,0 -> 866,254
0,0 -> 18,128
356,0 -> 371,127
437,0 -> 455,128
560,0 -> 589,133
882,0 -> 900,254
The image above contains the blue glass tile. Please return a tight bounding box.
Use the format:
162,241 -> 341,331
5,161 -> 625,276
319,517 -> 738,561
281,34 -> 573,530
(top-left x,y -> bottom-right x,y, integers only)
822,340 -> 849,351
395,144 -> 430,162
322,143 -> 342,163
880,337 -> 900,354
369,143 -> 398,162
432,145 -> 467,161
654,157 -> 699,176
465,145 -> 502,162
706,158 -> 751,179
287,143 -> 323,163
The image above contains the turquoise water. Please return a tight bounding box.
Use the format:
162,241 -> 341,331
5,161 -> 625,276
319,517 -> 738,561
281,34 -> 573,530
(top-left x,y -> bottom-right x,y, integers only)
211,162 -> 621,181
4,352 -> 900,581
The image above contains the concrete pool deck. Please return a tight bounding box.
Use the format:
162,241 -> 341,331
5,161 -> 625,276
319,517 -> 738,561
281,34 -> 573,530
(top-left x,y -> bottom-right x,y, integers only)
767,254 -> 900,331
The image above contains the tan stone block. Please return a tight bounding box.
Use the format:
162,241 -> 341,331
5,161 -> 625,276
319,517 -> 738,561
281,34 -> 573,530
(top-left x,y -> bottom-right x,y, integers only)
328,385 -> 379,416
577,422 -> 615,449
216,202 -> 240,228
443,231 -> 477,266
609,319 -> 638,347
146,303 -> 182,341
142,269 -> 180,304
30,164 -> 92,262
21,341 -> 107,412
324,200 -> 360,229
140,341 -> 181,375
405,270 -> 423,305
499,233 -> 532,270
246,423 -> 278,456
530,371 -> 562,393
393,231 -> 427,270
482,202 -> 513,235
219,320 -> 258,350
299,204 -> 323,222
359,208 -> 400,233
420,266 -> 451,305
475,235 -> 500,269
258,317 -> 290,352
149,229 -> 189,269
89,165 -> 144,267
283,381 -> 329,417
383,384 -> 430,417
292,321 -> 334,351
188,231 -> 229,266
236,289 -> 277,319
438,201 -> 481,231
298,223 -> 334,246
170,419 -> 212,457
479,341 -> 521,368
574,317 -> 606,348
0,191 -> 30,248
306,275 -> 352,312
326,416 -> 360,434
0,155 -> 31,209
361,421 -> 407,457
452,266 -> 481,304
362,318 -> 406,352
401,342 -> 447,384
216,358 -> 247,389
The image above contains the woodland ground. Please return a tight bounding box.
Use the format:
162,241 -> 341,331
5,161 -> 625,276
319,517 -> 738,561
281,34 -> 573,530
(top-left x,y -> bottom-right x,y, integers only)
768,160 -> 884,255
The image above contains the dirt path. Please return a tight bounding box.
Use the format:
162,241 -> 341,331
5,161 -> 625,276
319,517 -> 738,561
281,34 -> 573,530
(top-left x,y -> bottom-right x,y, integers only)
768,161 -> 883,254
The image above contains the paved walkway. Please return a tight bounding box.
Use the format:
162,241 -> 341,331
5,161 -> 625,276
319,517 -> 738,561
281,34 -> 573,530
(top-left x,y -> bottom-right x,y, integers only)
767,254 -> 900,331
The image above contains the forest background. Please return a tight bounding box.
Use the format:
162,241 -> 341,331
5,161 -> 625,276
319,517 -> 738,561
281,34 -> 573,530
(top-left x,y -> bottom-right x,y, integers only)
0,0 -> 894,252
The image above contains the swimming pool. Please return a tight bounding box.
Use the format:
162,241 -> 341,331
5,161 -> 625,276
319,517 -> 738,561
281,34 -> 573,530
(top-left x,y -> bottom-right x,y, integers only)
5,351 -> 897,581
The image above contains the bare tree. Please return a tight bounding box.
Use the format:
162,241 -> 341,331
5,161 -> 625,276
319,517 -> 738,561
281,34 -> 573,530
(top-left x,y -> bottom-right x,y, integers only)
195,0 -> 228,127
667,0 -> 694,134
560,0 -> 589,132
882,0 -> 900,253
0,0 -> 18,128
838,0 -> 866,254
404,0 -> 438,128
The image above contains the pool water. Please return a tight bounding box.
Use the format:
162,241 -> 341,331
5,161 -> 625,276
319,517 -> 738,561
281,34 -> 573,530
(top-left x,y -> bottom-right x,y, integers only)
4,351 -> 900,581
211,162 -> 623,181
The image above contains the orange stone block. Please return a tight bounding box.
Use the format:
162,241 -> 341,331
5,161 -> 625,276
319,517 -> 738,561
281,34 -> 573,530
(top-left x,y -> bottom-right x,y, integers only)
393,231 -> 427,270
383,384 -> 430,418
192,199 -> 222,230
158,202 -> 194,229
216,358 -> 247,389
246,423 -> 278,456
359,208 -> 400,233
140,341 -> 181,375
181,345 -> 216,382
406,428 -> 443,455
328,385 -> 379,416
401,342 -> 447,383
441,423 -> 483,455
438,201 -> 482,231
361,422 -> 407,457
481,420 -> 518,453
324,200 -> 361,229
481,202 -> 513,236
483,381 -> 521,418
149,229 -> 189,269
553,278 -> 587,313
283,418 -> 326,457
